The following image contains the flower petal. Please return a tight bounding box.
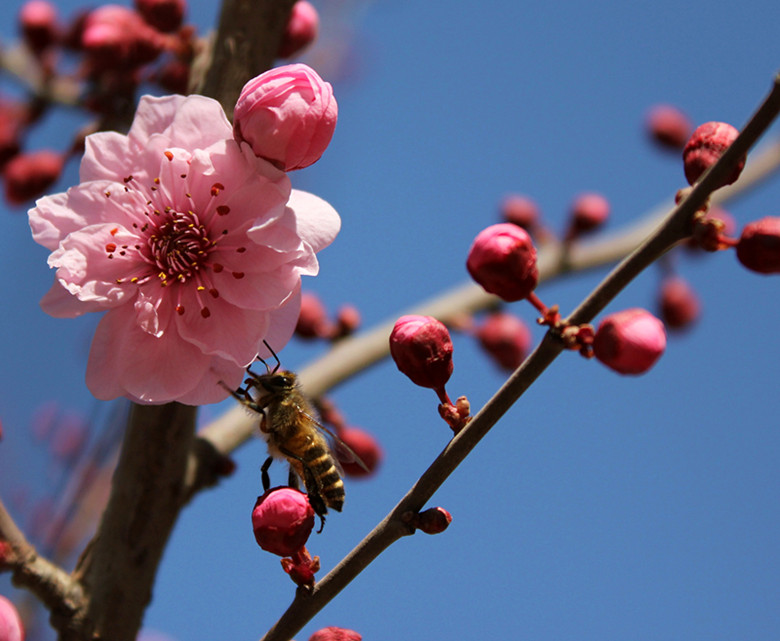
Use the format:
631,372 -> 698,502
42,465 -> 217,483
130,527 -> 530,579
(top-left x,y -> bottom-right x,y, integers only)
286,189 -> 341,253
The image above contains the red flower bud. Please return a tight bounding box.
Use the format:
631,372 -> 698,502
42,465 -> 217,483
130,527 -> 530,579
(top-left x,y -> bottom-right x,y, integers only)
4,150 -> 63,204
309,627 -> 362,641
389,315 -> 453,391
296,291 -> 331,339
415,506 -> 452,535
593,308 -> 666,375
683,121 -> 744,188
134,0 -> 186,33
658,276 -> 700,329
736,216 -> 780,274
338,426 -> 382,477
278,0 -> 319,59
19,0 -> 60,54
500,194 -> 539,230
0,595 -> 24,641
568,192 -> 610,235
81,5 -> 165,70
334,304 -> 361,338
645,104 -> 692,150
476,311 -> 532,371
466,223 -> 538,302
251,487 -> 315,557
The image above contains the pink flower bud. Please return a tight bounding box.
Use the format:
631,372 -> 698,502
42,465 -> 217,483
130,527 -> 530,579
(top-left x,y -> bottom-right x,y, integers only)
309,627 -> 362,641
134,0 -> 186,33
278,1 -> 319,59
645,104 -> 691,150
568,192 -> 610,235
4,150 -> 63,204
593,308 -> 666,375
466,223 -> 538,302
389,315 -> 453,391
658,276 -> 700,330
683,121 -> 744,188
476,311 -> 532,370
334,304 -> 361,338
251,487 -> 315,557
295,291 -> 331,339
338,426 -> 382,478
500,194 -> 539,230
0,595 -> 24,641
736,216 -> 780,274
233,64 -> 337,171
414,506 -> 452,535
19,0 -> 60,54
81,5 -> 165,70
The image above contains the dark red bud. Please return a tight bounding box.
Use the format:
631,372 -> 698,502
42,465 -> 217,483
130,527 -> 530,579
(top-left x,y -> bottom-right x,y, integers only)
683,121 -> 744,188
415,506 -> 452,535
475,311 -> 532,371
4,150 -> 64,204
736,216 -> 780,274
278,0 -> 319,59
500,194 -> 540,230
658,276 -> 700,329
389,315 -> 453,390
568,192 -> 610,235
466,223 -> 538,302
646,104 -> 692,150
309,627 -> 362,641
338,427 -> 382,478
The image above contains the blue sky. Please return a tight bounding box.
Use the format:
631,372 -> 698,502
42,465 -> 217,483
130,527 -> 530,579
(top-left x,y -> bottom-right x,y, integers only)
2,1 -> 780,640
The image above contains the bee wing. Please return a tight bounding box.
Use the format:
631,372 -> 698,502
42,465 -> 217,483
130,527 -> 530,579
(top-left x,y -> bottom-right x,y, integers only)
297,407 -> 370,473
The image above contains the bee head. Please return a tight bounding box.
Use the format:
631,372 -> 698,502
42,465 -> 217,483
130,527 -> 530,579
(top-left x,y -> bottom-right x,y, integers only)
261,370 -> 297,392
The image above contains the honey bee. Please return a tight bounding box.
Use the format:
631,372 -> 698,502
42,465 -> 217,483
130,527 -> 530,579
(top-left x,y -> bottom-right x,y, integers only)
224,345 -> 366,529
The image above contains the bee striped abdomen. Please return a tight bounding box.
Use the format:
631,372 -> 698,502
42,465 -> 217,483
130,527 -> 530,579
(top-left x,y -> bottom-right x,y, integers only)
304,441 -> 344,512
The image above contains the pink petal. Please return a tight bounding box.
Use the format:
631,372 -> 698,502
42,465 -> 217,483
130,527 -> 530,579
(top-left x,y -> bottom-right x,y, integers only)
174,286 -> 271,365
174,357 -> 246,405
86,307 -> 216,403
256,285 -> 301,358
80,131 -> 133,182
286,189 -> 341,253
40,279 -> 106,318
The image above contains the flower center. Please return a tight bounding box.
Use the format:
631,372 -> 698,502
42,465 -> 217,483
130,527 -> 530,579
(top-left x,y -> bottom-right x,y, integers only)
150,209 -> 212,285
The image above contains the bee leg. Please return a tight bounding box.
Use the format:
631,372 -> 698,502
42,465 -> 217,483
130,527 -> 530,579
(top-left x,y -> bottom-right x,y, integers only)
278,446 -> 328,532
287,466 -> 300,491
261,456 -> 273,492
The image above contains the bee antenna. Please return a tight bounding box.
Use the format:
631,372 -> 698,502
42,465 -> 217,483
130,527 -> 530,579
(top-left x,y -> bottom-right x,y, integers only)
262,339 -> 282,374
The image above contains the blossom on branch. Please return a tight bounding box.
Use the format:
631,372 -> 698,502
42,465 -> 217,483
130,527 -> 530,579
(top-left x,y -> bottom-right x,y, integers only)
28,93 -> 340,404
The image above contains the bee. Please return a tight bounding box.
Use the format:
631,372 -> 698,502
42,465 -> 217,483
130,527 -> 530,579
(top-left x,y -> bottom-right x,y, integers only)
224,344 -> 366,529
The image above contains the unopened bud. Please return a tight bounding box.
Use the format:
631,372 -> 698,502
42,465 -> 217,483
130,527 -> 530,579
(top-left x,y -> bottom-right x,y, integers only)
475,311 -> 532,371
278,0 -> 319,59
4,149 -> 64,204
645,104 -> 691,150
309,627 -> 362,641
415,506 -> 452,535
233,64 -> 337,171
19,0 -> 60,54
736,216 -> 780,274
134,0 -> 186,33
251,487 -> 314,557
683,121 -> 744,188
81,5 -> 165,70
466,223 -> 538,302
338,427 -> 382,478
500,194 -> 539,230
593,308 -> 666,375
296,291 -> 331,339
568,192 -> 610,236
334,304 -> 361,338
0,595 -> 24,641
658,276 -> 700,329
389,315 -> 453,391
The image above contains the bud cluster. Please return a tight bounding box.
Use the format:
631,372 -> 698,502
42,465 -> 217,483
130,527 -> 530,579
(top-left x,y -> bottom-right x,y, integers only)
295,292 -> 360,341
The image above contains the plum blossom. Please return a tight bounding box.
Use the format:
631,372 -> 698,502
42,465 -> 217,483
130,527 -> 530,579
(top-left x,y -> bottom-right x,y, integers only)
28,93 -> 340,404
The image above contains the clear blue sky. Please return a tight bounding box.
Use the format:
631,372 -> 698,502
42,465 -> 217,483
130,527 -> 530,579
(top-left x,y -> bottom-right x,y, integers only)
2,1 -> 780,640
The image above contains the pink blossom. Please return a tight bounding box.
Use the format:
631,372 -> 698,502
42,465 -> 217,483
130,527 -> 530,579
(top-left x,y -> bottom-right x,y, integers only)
28,94 -> 340,404
389,315 -> 453,392
0,595 -> 24,641
233,64 -> 337,171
